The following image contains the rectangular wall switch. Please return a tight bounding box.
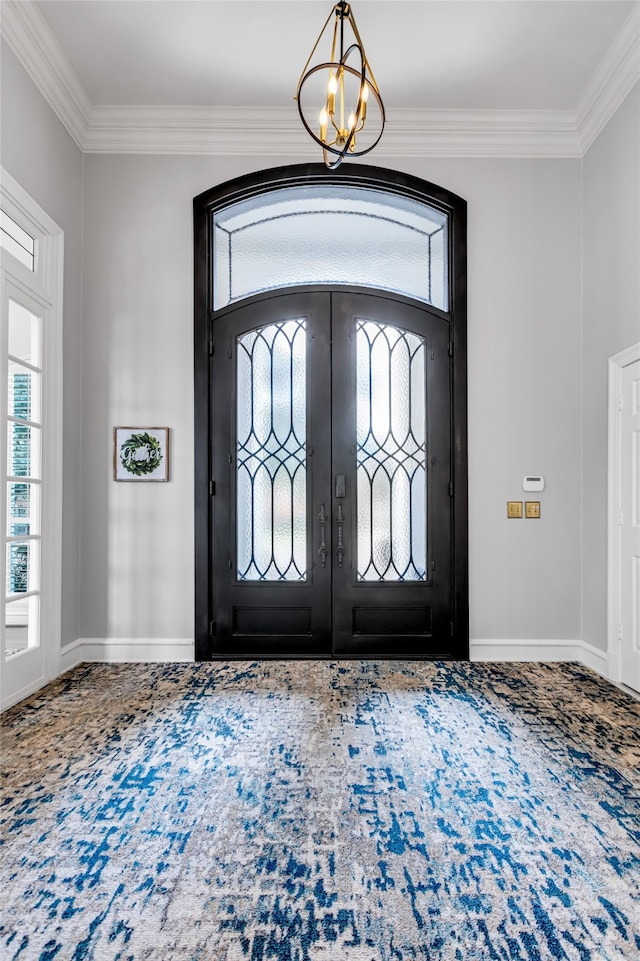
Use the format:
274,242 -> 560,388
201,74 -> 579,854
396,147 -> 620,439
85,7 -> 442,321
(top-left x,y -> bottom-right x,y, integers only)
507,501 -> 523,518
525,501 -> 541,518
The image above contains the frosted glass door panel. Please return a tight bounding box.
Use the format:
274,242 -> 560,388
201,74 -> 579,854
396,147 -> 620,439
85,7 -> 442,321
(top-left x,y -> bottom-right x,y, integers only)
236,319 -> 307,581
214,186 -> 448,311
356,320 -> 427,581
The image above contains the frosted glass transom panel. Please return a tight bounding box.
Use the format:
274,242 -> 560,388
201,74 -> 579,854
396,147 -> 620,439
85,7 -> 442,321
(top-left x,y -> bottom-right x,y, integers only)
236,319 -> 307,581
214,186 -> 448,311
356,320 -> 427,581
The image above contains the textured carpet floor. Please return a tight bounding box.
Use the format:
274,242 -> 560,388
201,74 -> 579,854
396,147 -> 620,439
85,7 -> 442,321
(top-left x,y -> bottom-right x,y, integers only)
1,661 -> 639,960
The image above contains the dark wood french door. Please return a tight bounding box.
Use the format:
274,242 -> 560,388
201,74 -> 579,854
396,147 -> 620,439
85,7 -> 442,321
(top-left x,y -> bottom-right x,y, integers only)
210,289 -> 456,658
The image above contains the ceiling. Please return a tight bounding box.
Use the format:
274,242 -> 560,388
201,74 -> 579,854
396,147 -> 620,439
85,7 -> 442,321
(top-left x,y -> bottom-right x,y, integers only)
34,0 -> 636,111
3,1 -> 639,156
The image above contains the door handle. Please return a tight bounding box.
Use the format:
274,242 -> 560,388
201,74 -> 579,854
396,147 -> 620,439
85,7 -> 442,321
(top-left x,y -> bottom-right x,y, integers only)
318,503 -> 327,568
334,476 -> 346,567
336,501 -> 344,567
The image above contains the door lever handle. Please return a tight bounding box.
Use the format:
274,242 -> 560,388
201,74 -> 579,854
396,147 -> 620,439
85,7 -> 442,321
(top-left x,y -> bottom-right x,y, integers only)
336,502 -> 344,567
335,474 -> 346,498
318,503 -> 327,568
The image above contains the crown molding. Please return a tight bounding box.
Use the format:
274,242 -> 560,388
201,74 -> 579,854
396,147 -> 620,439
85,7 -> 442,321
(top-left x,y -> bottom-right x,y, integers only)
85,104 -> 581,158
87,105 -> 312,156
576,4 -> 640,153
382,109 -> 580,159
1,0 -> 638,159
0,0 -> 90,149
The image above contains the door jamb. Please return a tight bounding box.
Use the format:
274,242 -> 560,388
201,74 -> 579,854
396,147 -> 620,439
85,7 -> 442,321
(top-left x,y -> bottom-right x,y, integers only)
607,342 -> 640,683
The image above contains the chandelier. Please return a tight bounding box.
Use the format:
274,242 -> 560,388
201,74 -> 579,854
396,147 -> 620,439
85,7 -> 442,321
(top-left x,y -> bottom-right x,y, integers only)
295,1 -> 385,170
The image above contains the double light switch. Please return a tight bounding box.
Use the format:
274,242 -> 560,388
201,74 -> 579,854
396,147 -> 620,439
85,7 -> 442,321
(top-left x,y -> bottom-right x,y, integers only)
507,501 -> 541,518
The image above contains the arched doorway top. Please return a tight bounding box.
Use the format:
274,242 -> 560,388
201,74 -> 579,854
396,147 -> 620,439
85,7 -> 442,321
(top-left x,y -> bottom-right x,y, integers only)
194,163 -> 466,314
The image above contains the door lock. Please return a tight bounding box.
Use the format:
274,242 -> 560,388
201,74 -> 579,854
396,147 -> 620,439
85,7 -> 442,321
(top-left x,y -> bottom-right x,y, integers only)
335,474 -> 346,498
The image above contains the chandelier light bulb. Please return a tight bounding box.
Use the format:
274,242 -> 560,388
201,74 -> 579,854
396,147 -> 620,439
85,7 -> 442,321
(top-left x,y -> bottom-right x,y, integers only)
327,73 -> 337,114
319,106 -> 329,142
360,82 -> 369,120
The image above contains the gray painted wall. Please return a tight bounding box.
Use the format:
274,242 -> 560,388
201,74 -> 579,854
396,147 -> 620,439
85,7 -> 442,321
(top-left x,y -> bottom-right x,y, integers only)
582,82 -> 640,653
81,152 -> 583,642
5,46 -> 637,653
0,40 -> 84,650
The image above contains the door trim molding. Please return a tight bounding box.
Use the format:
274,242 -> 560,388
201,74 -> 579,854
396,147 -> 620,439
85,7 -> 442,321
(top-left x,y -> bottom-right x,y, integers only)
607,342 -> 640,685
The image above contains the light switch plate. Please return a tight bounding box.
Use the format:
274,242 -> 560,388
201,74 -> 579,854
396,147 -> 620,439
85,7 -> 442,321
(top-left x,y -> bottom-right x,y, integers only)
525,501 -> 541,518
507,501 -> 523,518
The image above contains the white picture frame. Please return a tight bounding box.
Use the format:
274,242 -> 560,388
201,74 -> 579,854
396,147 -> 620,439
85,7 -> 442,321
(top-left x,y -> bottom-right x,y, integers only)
113,427 -> 169,482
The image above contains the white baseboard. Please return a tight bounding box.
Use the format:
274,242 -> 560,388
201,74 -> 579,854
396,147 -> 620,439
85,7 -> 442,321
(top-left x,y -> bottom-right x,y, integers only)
41,637 -> 619,672
57,638 -> 86,675
576,640 -> 609,676
471,638 -> 585,663
77,637 -> 608,672
77,637 -> 194,663
470,638 -> 611,681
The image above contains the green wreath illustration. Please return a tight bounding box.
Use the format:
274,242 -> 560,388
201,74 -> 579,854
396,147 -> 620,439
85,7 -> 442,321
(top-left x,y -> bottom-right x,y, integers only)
120,431 -> 163,476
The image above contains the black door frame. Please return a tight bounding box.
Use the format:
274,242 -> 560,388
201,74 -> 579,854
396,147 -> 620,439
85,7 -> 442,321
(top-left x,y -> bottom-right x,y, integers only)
194,163 -> 468,661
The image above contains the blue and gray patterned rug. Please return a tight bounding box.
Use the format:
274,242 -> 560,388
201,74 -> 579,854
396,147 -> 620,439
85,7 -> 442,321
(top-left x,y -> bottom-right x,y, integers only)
1,660 -> 639,960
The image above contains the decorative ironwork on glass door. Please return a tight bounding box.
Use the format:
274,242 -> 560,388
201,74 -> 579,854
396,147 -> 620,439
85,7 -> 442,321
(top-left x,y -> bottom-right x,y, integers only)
356,320 -> 427,581
236,319 -> 307,581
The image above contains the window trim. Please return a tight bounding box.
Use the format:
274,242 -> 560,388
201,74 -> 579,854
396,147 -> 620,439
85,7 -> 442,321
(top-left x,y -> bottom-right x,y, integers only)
1,168 -> 63,710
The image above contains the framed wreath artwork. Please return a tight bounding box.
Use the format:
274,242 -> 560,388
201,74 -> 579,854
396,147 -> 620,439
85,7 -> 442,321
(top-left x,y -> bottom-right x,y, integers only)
113,427 -> 169,482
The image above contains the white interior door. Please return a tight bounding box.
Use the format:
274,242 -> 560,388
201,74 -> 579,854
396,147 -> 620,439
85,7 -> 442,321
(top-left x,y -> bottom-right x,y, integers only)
1,282 -> 47,704
0,171 -> 63,711
619,356 -> 640,693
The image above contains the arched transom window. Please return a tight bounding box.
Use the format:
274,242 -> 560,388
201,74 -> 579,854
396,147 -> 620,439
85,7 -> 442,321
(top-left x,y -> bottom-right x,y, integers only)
213,185 -> 448,311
